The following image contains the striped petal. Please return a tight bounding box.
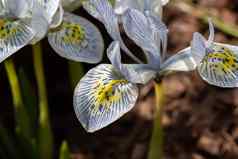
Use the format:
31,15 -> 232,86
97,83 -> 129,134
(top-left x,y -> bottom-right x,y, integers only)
107,41 -> 156,84
83,0 -> 142,63
48,12 -> 104,63
74,64 -> 139,132
36,0 -> 60,23
191,32 -> 207,64
29,1 -> 49,44
198,43 -> 238,88
49,5 -> 64,29
2,0 -> 31,18
160,47 -> 197,75
0,18 -> 34,63
122,8 -> 160,67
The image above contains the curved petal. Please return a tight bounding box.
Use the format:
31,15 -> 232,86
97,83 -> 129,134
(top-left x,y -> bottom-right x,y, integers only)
107,41 -> 156,84
191,32 -> 207,64
48,12 -> 104,63
114,0 -> 141,15
198,43 -> 238,88
2,0 -> 31,18
49,5 -> 64,29
145,11 -> 168,60
36,0 -> 60,23
122,8 -> 161,66
83,0 -> 142,63
0,18 -> 34,63
160,47 -> 197,75
29,1 -> 49,44
207,18 -> 215,46
74,64 -> 139,132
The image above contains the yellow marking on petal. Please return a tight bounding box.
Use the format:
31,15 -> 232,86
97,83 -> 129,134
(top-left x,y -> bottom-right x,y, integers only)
0,19 -> 18,39
62,22 -> 86,44
202,45 -> 238,74
92,79 -> 128,115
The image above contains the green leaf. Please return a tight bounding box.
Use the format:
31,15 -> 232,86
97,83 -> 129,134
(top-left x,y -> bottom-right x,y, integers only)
18,68 -> 38,135
0,124 -> 20,159
59,141 -> 71,159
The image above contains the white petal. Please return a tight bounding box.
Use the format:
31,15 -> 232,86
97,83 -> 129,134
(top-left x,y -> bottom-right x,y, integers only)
0,18 -> 34,63
145,11 -> 168,60
107,41 -> 156,84
114,0 -> 141,15
48,12 -> 104,63
198,43 -> 238,88
49,5 -> 64,29
191,32 -> 207,64
1,0 -> 31,18
84,0 -> 142,63
73,64 -> 139,132
160,47 -> 197,74
36,0 -> 60,23
122,8 -> 160,66
207,18 -> 215,46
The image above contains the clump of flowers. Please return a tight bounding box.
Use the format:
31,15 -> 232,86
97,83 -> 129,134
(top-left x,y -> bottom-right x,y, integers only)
73,0 -> 238,132
0,0 -> 104,63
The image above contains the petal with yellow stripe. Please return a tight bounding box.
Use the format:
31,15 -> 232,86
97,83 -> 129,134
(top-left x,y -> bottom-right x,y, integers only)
73,64 -> 138,132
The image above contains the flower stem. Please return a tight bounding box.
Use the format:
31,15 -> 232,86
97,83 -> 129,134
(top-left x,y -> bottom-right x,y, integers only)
148,81 -> 164,159
4,59 -> 31,138
32,43 -> 53,159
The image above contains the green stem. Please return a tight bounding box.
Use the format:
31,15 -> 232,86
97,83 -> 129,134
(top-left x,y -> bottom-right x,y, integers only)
32,43 -> 53,159
148,82 -> 164,159
4,59 -> 31,138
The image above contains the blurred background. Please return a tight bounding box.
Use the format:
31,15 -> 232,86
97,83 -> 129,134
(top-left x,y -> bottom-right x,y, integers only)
0,0 -> 238,159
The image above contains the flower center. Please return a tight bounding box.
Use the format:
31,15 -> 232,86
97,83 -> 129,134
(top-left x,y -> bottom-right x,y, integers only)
61,22 -> 87,45
91,79 -> 128,115
0,19 -> 17,39
202,45 -> 238,74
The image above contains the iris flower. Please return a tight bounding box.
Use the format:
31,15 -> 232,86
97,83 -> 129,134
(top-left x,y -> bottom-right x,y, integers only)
73,7 -> 197,132
0,0 -> 104,63
186,20 -> 238,88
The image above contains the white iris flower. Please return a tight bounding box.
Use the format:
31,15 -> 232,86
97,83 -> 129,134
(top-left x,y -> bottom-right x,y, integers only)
0,0 -> 104,63
73,6 -> 198,132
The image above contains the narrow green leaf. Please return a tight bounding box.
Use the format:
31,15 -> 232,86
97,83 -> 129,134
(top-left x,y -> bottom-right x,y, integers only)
59,141 -> 71,159
0,124 -> 20,159
4,59 -> 32,140
18,68 -> 38,135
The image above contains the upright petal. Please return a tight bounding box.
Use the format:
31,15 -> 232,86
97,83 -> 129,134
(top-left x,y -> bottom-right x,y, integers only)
49,5 -> 64,29
29,1 -> 49,44
122,9 -> 161,66
114,0 -> 141,15
145,11 -> 168,60
74,64 -> 138,132
48,12 -> 104,63
36,0 -> 60,23
0,18 -> 34,63
107,41 -> 156,84
207,18 -> 215,46
160,47 -> 197,75
198,43 -> 238,88
191,32 -> 207,64
83,0 -> 142,63
1,0 -> 31,18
